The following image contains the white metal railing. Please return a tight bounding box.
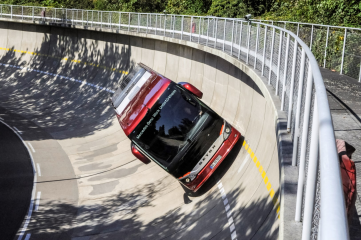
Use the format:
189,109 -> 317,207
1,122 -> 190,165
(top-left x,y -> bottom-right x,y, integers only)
254,19 -> 361,82
0,4 -> 349,240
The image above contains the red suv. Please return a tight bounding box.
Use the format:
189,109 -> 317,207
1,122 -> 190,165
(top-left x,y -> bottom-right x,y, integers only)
111,63 -> 241,192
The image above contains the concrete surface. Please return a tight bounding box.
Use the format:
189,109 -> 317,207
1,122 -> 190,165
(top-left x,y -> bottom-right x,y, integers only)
0,20 -> 283,240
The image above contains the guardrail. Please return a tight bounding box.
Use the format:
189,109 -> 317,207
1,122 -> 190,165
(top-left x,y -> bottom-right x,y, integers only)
0,4 -> 349,240
254,19 -> 361,82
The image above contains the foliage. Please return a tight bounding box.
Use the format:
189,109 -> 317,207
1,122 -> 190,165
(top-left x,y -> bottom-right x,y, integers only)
261,0 -> 361,28
165,0 -> 212,15
207,0 -> 272,18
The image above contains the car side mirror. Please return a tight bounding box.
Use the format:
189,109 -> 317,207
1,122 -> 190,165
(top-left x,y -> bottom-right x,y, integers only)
178,82 -> 203,99
131,142 -> 151,164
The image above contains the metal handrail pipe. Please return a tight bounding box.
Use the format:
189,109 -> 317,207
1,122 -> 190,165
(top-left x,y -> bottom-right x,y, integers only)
254,19 -> 361,31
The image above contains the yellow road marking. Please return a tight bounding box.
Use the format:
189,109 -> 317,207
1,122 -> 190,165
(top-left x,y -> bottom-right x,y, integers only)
269,189 -> 275,198
243,140 -> 280,218
0,47 -> 129,74
264,176 -> 269,184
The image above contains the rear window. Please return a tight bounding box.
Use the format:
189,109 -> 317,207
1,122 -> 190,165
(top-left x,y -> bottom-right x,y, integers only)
130,83 -> 202,168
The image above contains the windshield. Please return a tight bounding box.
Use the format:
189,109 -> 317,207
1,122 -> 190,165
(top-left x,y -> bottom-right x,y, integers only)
130,83 -> 203,168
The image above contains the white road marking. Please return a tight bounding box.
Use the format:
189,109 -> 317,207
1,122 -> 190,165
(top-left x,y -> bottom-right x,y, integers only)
14,126 -> 23,134
37,163 -> 41,177
230,223 -> 235,232
0,117 -> 3,120
225,204 -> 230,211
238,154 -> 250,173
217,180 -> 237,240
35,192 -> 41,211
231,231 -> 237,240
28,142 -> 35,153
2,63 -> 116,93
24,233 -> 31,240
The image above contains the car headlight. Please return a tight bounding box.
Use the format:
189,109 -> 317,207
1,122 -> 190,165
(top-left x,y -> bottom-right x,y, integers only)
223,122 -> 232,140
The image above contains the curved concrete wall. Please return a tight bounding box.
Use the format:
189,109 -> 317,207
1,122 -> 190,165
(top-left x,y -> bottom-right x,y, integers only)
0,20 -> 280,239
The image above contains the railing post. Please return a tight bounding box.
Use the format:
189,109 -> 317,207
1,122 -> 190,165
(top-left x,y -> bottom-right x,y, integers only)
295,60 -> 313,222
268,28 -> 276,85
11,5 -> 12,19
109,12 -> 112,29
287,40 -> 298,132
155,14 -> 157,35
231,20 -> 235,55
292,49 -> 306,166
22,6 -> 23,20
234,21 -> 238,57
223,19 -> 226,51
340,28 -> 347,75
98,10 -> 99,26
214,18 -> 218,48
128,13 -> 131,31
254,23 -> 259,69
138,13 -> 140,33
146,14 -> 148,34
246,22 -> 251,64
1,5 -> 2,19
190,16 -> 193,41
323,26 -> 329,68
302,97 -> 319,240
281,33 -> 290,110
275,31 -> 284,95
100,11 -> 102,28
201,17 -> 204,40
32,6 -> 34,21
164,14 -> 166,36
91,11 -> 93,28
72,10 -> 74,25
206,18 -> 210,46
359,60 -> 361,82
181,16 -> 183,40
238,21 -> 243,60
261,26 -> 268,76
82,10 -> 83,26
309,25 -> 314,49
119,13 -> 121,30
173,15 -> 175,38
212,18 -> 216,42
198,17 -> 201,44
297,23 -> 300,36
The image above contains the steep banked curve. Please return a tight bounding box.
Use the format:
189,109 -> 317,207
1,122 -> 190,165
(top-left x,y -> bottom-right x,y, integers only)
0,20 -> 280,240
